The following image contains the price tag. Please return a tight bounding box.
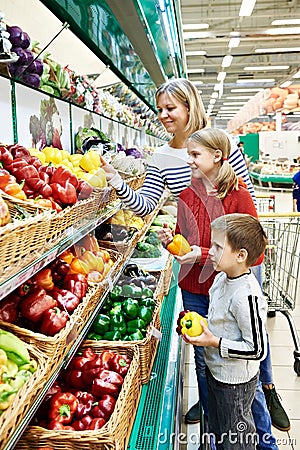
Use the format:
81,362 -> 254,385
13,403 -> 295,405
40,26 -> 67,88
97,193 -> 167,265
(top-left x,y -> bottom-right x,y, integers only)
150,325 -> 162,341
107,276 -> 114,291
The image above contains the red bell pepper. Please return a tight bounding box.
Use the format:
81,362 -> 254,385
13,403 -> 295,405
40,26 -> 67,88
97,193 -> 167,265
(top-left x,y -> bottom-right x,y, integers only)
90,403 -> 107,419
51,166 -> 79,190
14,165 -> 40,183
98,370 -> 124,387
63,274 -> 88,300
0,146 -> 13,167
40,307 -> 69,336
50,259 -> 70,282
64,369 -> 85,389
108,354 -> 131,377
72,414 -> 93,431
17,280 -> 33,297
48,392 -> 78,424
0,296 -> 19,323
81,356 -> 103,385
67,355 -> 91,371
47,420 -> 75,430
87,418 -> 106,430
99,350 -> 115,370
74,391 -> 95,418
19,287 -> 57,323
97,394 -> 116,420
51,288 -> 80,313
33,268 -> 54,291
7,144 -> 31,162
91,378 -> 119,398
77,179 -> 93,200
29,156 -> 43,169
34,381 -> 62,422
82,347 -> 96,360
50,181 -> 77,206
5,158 -> 28,175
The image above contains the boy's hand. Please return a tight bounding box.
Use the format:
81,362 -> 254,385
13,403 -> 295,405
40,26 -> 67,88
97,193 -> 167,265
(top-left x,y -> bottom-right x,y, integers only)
175,245 -> 202,265
183,320 -> 219,348
157,225 -> 174,248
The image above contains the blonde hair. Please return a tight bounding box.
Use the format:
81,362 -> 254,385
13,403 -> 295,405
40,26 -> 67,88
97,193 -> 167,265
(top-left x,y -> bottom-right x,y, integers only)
211,214 -> 268,266
188,128 -> 238,199
156,78 -> 207,134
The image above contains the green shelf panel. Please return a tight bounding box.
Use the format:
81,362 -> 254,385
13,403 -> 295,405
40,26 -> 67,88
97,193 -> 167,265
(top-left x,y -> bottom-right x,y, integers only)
40,0 -> 158,110
249,171 -> 293,184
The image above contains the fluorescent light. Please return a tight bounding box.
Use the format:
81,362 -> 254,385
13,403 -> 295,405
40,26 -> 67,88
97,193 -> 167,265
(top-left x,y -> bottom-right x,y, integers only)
186,51 -> 207,56
192,80 -> 204,85
211,92 -> 219,98
187,68 -> 205,73
223,102 -> 247,105
222,55 -> 233,68
183,31 -> 211,39
243,65 -> 289,70
265,27 -> 300,35
236,79 -> 275,83
231,88 -> 263,92
220,107 -> 242,110
280,81 -> 292,88
183,23 -> 209,30
217,71 -> 226,81
228,37 -> 240,48
272,19 -> 300,26
239,0 -> 256,17
255,47 -> 300,53
210,99 -> 216,104
226,96 -> 252,99
293,70 -> 300,78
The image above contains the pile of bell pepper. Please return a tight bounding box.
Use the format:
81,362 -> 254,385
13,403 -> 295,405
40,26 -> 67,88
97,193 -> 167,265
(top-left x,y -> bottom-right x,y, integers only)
0,256 -> 88,336
0,329 -> 37,413
32,347 -> 131,430
87,268 -> 157,341
0,143 -> 93,209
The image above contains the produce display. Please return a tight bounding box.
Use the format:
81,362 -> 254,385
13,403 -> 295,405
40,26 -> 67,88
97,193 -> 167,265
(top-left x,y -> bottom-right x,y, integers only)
0,329 -> 37,413
95,223 -> 136,244
131,231 -> 162,259
176,311 -> 208,337
32,347 -> 132,430
108,209 -> 144,230
87,263 -> 158,341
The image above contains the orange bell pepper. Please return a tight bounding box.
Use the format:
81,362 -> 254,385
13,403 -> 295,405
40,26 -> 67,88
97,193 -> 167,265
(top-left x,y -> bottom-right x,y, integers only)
33,268 -> 54,291
167,234 -> 191,256
60,249 -> 74,265
79,250 -> 103,272
70,257 -> 89,275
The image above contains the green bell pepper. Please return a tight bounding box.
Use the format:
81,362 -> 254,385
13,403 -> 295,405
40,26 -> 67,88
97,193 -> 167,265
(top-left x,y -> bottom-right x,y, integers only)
92,314 -> 111,334
138,306 -> 153,325
109,285 -> 123,301
121,284 -> 142,298
87,332 -> 103,341
109,303 -> 123,316
103,330 -> 122,341
129,330 -> 144,341
140,298 -> 156,309
122,298 -> 139,319
141,287 -> 153,298
126,318 -> 146,335
109,313 -> 127,336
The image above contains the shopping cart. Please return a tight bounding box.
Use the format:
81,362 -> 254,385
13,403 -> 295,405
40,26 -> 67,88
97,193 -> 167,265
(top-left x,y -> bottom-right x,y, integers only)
256,194 -> 276,213
259,212 -> 300,375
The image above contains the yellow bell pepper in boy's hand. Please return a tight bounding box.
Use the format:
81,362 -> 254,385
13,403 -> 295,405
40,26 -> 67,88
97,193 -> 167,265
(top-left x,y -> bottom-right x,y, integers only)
80,150 -> 101,172
176,310 -> 208,337
167,234 -> 191,256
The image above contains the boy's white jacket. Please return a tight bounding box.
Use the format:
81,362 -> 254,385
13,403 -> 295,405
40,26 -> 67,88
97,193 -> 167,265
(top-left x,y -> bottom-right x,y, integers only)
204,271 -> 268,384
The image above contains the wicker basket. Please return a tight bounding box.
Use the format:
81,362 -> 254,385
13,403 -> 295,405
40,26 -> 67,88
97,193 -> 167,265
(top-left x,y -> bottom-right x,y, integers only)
17,344 -> 141,450
0,341 -> 49,450
0,201 -> 51,278
153,254 -> 174,302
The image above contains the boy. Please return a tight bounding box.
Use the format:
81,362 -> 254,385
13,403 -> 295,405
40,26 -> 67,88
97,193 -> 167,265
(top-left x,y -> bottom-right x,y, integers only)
184,214 -> 269,450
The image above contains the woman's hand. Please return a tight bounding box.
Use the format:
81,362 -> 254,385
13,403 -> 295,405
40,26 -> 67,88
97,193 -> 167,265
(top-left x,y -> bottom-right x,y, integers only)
183,321 -> 219,348
175,245 -> 202,265
157,225 -> 174,248
100,156 -> 118,181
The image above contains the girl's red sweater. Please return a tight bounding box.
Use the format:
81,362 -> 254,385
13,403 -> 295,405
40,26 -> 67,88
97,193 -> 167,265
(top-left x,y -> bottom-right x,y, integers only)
176,178 -> 259,295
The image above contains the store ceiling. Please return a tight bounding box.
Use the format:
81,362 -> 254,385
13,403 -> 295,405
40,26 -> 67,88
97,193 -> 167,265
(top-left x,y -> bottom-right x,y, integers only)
180,0 -> 300,123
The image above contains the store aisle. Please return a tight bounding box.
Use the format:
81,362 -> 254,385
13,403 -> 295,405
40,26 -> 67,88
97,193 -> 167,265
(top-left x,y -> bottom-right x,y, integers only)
181,188 -> 300,450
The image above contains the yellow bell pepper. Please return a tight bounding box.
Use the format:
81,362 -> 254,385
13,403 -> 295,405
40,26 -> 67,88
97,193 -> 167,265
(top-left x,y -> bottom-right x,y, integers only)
176,311 -> 208,337
68,154 -> 83,166
80,150 -> 101,172
167,234 -> 191,256
79,171 -> 107,188
42,147 -> 63,164
59,159 -> 75,171
60,149 -> 70,160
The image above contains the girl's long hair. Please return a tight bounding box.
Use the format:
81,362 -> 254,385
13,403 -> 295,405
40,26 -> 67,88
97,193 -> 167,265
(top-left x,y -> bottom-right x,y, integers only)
188,128 -> 238,199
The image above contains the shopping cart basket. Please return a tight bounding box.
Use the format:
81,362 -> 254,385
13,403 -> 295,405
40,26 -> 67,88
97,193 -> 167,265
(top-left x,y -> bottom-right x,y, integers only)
256,194 -> 276,213
259,212 -> 300,375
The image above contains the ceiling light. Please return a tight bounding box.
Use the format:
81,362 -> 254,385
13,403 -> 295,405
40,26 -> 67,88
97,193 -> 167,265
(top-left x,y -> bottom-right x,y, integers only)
265,27 -> 300,35
239,0 -> 256,17
185,51 -> 207,56
187,68 -> 205,73
236,79 -> 275,83
222,55 -> 233,68
228,37 -> 240,48
280,81 -> 292,88
217,71 -> 226,81
223,102 -> 247,105
183,31 -> 211,39
231,88 -> 263,92
183,23 -> 209,30
211,92 -> 219,98
210,99 -> 216,104
293,70 -> 300,78
255,47 -> 300,53
226,96 -> 252,99
192,81 -> 204,85
220,107 -> 242,110
243,66 -> 289,70
272,19 -> 300,26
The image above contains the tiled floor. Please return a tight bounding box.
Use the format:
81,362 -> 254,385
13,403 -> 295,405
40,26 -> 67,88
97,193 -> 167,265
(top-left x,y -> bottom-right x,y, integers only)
181,188 -> 300,449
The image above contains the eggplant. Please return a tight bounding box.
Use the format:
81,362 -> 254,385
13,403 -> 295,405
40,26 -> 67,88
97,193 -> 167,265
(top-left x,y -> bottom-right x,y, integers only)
143,274 -> 157,285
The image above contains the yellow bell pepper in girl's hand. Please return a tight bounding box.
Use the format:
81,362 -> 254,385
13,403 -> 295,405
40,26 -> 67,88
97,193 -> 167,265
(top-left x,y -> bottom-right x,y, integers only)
80,150 -> 101,172
167,234 -> 191,256
176,310 -> 208,337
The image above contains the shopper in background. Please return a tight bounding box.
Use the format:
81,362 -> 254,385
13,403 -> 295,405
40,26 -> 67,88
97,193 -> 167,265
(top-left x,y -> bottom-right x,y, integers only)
101,78 -> 289,437
292,170 -> 300,212
184,213 -> 269,450
159,127 -> 279,450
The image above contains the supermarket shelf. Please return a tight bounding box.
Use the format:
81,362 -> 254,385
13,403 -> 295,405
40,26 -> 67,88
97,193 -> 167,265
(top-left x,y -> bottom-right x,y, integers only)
128,264 -> 184,450
249,171 -> 293,191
